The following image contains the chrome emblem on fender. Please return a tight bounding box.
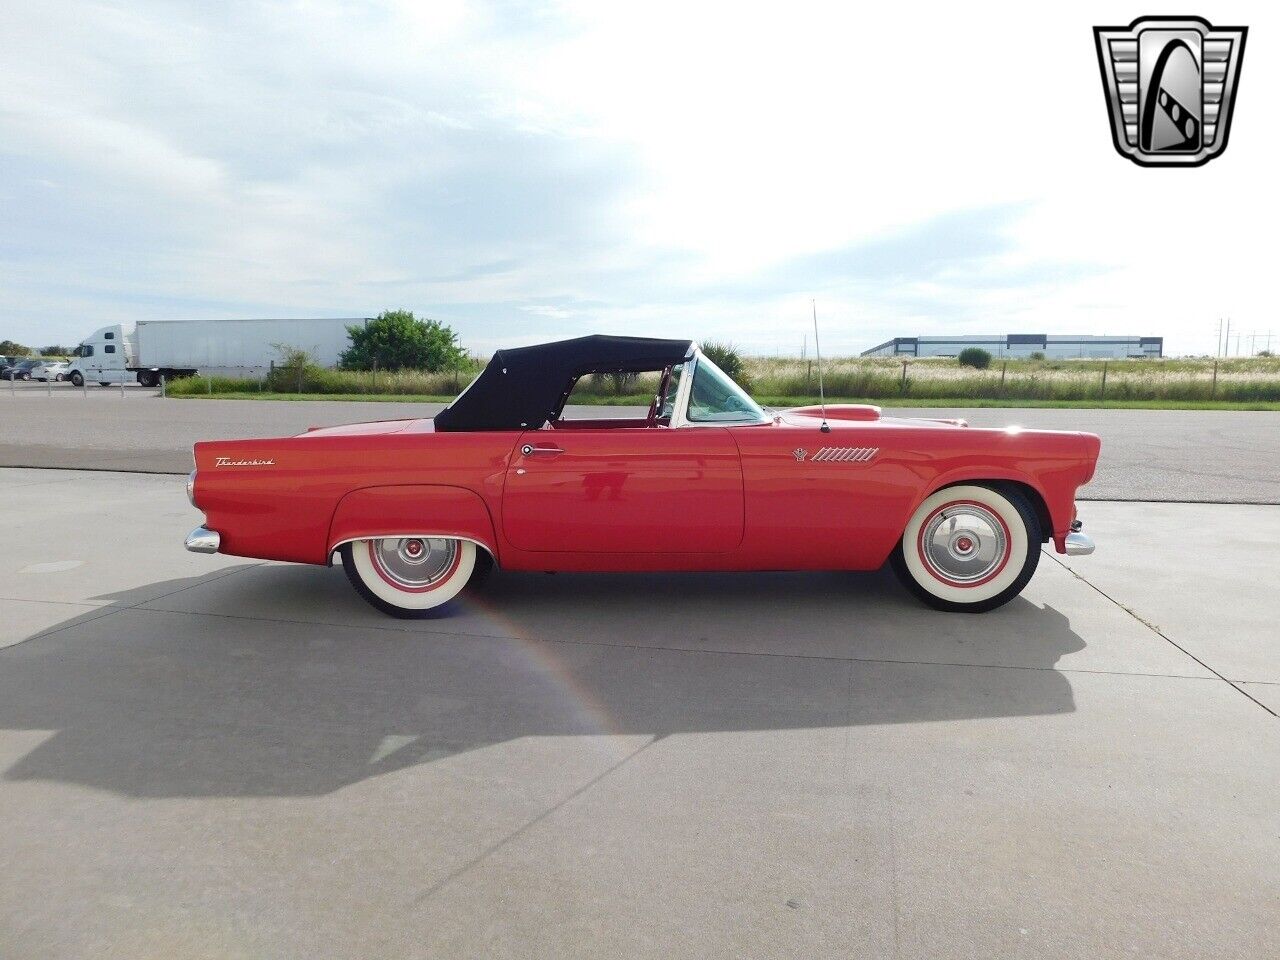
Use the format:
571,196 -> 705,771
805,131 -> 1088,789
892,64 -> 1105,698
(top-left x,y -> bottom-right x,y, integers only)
793,448 -> 807,462
811,447 -> 878,463
1094,16 -> 1247,167
214,457 -> 276,467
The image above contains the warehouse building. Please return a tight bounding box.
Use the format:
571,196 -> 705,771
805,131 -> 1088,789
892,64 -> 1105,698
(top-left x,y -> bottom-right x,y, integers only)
861,334 -> 1163,359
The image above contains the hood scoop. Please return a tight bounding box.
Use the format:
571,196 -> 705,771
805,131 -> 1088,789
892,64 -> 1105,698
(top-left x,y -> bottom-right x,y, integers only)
786,404 -> 881,422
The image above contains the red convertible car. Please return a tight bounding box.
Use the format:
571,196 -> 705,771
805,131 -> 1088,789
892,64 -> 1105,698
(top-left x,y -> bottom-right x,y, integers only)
185,336 -> 1099,615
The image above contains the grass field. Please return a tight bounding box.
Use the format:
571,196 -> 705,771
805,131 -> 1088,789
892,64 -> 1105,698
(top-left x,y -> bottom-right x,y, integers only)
166,354 -> 1280,409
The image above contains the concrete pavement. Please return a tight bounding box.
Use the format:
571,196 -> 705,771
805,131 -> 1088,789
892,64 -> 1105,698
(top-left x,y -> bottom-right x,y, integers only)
1,468 -> 1276,959
2,390 -> 1279,501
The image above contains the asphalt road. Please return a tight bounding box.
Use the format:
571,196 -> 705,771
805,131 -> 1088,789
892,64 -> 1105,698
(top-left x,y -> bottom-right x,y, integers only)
1,386 -> 1279,502
1,468 -> 1277,959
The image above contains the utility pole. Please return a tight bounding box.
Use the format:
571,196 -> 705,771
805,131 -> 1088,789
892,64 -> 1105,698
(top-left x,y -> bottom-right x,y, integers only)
1224,317 -> 1231,356
1216,318 -> 1224,357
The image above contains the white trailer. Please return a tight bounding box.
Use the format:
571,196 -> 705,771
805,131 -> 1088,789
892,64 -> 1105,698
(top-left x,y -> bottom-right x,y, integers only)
67,318 -> 368,387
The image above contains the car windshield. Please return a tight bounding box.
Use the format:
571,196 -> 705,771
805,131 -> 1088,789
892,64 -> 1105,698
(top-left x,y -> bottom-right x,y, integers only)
687,353 -> 766,423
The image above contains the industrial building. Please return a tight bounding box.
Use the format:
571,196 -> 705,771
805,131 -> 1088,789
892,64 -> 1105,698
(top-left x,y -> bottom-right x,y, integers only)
861,334 -> 1163,359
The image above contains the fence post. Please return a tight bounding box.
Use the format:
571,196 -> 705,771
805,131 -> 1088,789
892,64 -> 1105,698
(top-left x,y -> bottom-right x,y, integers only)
207,371 -> 212,395
161,374 -> 166,398
47,375 -> 52,398
900,361 -> 909,392
1100,361 -> 1108,400
1000,361 -> 1007,395
372,359 -> 378,394
82,371 -> 88,398
1211,359 -> 1218,398
120,374 -> 125,398
297,363 -> 303,393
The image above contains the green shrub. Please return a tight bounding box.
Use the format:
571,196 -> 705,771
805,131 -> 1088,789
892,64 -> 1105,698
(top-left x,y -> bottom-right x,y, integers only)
340,309 -> 466,372
958,347 -> 992,369
588,371 -> 640,395
1029,351 -> 1045,361
701,340 -> 750,388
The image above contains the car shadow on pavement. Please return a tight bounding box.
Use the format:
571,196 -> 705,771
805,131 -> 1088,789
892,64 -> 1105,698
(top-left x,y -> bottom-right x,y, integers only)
0,566 -> 1085,798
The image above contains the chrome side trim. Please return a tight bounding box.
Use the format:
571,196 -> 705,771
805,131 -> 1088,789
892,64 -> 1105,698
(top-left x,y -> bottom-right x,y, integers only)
811,446 -> 879,463
1064,531 -> 1095,556
185,526 -> 221,554
328,534 -> 498,567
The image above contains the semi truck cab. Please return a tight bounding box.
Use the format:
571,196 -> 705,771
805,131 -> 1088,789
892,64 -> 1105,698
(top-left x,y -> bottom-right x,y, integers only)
68,325 -> 135,386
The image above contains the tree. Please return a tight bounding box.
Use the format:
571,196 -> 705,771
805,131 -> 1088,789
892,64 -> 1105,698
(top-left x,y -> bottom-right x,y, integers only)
39,344 -> 73,356
0,340 -> 32,357
958,347 -> 992,369
340,310 -> 466,372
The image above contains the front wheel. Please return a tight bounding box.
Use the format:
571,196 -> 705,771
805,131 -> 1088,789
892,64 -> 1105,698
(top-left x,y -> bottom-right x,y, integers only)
55,374 -> 66,382
341,537 -> 488,618
891,484 -> 1041,613
70,372 -> 84,387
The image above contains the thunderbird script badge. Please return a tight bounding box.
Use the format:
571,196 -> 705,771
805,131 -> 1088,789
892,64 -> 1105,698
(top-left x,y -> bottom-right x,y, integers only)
1094,16 -> 1246,167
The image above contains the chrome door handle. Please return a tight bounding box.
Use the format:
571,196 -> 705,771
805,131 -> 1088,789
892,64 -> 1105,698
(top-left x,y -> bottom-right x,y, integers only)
522,444 -> 564,456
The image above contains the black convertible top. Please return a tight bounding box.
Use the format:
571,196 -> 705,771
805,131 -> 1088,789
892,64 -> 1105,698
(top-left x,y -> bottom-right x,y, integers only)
434,335 -> 693,432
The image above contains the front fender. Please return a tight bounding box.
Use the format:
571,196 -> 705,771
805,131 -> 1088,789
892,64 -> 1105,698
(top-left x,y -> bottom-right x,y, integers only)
914,461 -> 1082,550
327,485 -> 500,564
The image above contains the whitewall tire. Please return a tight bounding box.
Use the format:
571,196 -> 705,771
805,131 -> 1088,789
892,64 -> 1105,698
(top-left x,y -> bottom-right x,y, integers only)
891,484 -> 1041,613
341,537 -> 485,618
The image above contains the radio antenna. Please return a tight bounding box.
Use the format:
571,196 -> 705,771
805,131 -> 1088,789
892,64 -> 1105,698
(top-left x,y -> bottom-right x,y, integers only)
812,299 -> 830,433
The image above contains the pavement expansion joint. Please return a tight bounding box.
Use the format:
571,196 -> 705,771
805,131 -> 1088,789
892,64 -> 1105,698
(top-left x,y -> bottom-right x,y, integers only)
1046,553 -> 1278,718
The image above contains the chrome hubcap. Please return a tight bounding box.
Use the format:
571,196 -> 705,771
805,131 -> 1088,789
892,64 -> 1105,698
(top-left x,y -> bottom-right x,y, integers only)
921,505 -> 1008,584
371,538 -> 458,589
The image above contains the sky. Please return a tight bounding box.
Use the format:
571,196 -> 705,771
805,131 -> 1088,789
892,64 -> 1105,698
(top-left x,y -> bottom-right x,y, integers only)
0,1 -> 1275,357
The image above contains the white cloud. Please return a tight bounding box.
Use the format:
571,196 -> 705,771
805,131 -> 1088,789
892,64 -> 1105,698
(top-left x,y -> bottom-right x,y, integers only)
0,0 -> 1275,356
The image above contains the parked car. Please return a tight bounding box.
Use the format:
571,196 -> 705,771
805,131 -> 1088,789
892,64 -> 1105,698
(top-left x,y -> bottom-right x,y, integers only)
0,356 -> 21,378
30,360 -> 70,382
3,359 -> 47,381
185,336 -> 1100,617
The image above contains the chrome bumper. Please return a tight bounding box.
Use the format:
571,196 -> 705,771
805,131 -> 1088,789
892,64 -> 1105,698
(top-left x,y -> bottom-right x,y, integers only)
1064,531 -> 1095,556
185,526 -> 220,554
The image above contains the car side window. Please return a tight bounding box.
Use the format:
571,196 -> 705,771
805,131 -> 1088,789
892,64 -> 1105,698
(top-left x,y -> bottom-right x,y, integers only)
82,345 -> 94,357
104,345 -> 115,354
659,364 -> 684,421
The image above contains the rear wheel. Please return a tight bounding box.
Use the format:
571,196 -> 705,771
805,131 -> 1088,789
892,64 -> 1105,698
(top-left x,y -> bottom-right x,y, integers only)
341,537 -> 486,618
891,484 -> 1041,613
55,373 -> 66,382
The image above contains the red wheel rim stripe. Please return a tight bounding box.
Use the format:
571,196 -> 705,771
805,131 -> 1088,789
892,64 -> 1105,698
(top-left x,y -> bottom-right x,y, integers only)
916,499 -> 1013,589
368,540 -> 463,594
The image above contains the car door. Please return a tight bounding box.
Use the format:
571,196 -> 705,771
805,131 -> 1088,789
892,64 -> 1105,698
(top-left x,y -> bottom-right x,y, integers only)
502,427 -> 744,553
